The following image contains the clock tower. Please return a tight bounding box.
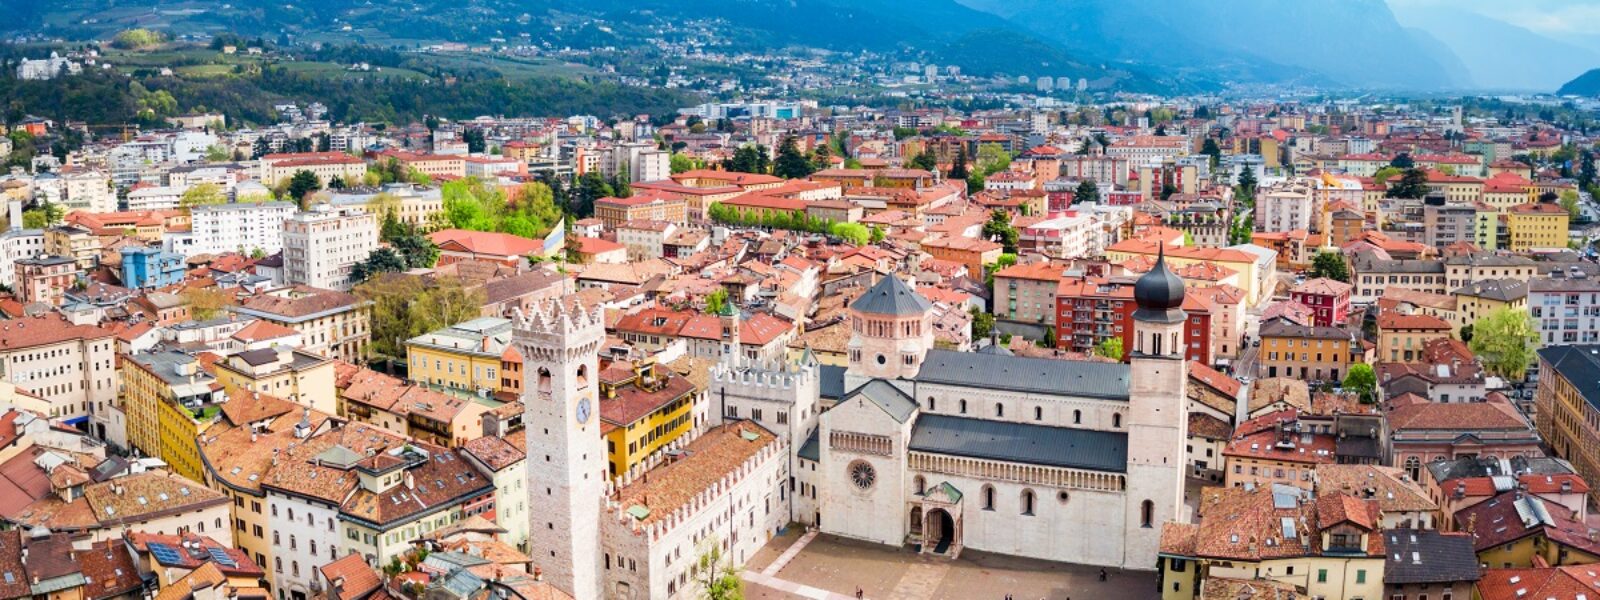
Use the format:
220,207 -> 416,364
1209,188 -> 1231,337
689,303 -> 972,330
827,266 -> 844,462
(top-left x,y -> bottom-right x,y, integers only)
515,299 -> 606,600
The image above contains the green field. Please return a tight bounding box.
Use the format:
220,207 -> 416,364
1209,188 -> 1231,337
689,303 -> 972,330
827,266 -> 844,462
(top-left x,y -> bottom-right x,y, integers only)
99,48 -> 431,82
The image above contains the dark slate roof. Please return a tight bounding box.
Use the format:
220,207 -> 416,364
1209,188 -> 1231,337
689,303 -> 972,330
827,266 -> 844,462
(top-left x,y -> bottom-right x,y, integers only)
909,414 -> 1128,472
797,430 -> 820,462
1423,455 -> 1576,483
845,379 -> 919,423
1382,529 -> 1481,584
819,365 -> 848,400
913,349 -> 1130,400
849,275 -> 931,316
1538,345 -> 1600,411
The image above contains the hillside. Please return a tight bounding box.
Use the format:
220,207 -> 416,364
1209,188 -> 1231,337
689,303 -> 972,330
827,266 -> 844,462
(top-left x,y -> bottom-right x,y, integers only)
2,0 -> 1193,94
953,0 -> 1468,90
1559,69 -> 1600,96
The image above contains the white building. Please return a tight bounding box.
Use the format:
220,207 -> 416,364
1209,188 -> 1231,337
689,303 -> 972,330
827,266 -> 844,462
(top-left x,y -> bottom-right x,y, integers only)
282,204 -> 378,291
188,201 -> 298,257
126,185 -> 185,211
0,228 -> 45,288
16,54 -> 80,80
1256,183 -> 1314,233
607,142 -> 670,183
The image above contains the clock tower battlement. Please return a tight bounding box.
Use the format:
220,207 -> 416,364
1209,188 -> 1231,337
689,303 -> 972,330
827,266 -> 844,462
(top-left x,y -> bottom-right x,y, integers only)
515,299 -> 606,600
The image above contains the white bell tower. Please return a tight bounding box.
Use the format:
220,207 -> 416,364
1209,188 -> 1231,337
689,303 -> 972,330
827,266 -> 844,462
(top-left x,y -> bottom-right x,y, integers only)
1123,246 -> 1190,568
516,300 -> 606,599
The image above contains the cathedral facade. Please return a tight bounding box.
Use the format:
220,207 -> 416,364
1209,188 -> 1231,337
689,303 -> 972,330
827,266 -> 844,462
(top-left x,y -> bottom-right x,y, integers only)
519,250 -> 1193,599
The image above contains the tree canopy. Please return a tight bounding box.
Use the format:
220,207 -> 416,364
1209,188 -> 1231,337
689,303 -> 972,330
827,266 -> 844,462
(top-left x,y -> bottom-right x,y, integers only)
355,275 -> 485,360
179,183 -> 227,208
1342,363 -> 1377,404
1308,251 -> 1350,283
1468,307 -> 1539,382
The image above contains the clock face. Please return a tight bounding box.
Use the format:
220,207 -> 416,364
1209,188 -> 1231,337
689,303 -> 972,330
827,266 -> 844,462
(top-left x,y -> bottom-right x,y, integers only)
849,460 -> 876,490
576,398 -> 592,424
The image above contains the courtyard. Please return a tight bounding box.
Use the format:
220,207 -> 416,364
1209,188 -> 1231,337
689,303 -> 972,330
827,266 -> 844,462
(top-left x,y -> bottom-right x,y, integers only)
740,528 -> 1159,600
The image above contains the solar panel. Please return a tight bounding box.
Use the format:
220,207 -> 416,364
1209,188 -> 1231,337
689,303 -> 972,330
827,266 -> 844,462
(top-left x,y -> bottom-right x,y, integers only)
206,547 -> 236,568
149,543 -> 182,564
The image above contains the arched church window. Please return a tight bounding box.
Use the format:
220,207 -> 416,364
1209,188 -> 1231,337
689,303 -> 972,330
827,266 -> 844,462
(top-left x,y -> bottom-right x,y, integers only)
1034,406 -> 1043,421
1073,409 -> 1082,424
1021,489 -> 1036,516
1113,413 -> 1122,428
914,476 -> 926,495
575,364 -> 589,389
959,400 -> 968,414
1403,456 -> 1421,482
995,403 -> 1004,418
927,397 -> 936,412
1141,500 -> 1154,528
981,485 -> 995,510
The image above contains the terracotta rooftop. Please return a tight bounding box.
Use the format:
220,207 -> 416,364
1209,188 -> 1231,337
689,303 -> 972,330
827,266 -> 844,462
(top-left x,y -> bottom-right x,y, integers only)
613,421 -> 777,526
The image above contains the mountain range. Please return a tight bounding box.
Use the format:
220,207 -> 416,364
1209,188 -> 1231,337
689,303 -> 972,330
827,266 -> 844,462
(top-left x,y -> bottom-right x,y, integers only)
8,0 -> 1600,93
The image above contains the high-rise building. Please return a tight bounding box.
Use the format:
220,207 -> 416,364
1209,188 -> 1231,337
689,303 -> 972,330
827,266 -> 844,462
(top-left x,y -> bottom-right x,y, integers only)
282,205 -> 377,291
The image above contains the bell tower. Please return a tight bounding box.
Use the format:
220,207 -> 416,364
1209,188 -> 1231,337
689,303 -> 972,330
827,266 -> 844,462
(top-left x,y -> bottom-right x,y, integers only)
844,275 -> 934,390
516,300 -> 606,599
1123,246 -> 1190,567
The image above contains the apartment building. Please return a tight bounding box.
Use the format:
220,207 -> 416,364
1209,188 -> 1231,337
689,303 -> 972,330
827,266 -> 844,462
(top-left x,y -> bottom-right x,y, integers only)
232,286 -> 372,363
594,193 -> 687,228
188,201 -> 297,257
259,152 -> 368,186
1535,345 -> 1600,509
1529,270 -> 1600,346
122,350 -> 224,482
1257,317 -> 1362,382
992,261 -> 1064,325
14,255 -> 79,305
0,316 -> 117,431
282,205 -> 378,291
1256,183 -> 1314,233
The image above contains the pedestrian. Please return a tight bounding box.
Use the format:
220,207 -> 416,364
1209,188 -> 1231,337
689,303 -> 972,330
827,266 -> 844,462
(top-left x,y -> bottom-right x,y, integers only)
856,586 -> 864,599
1098,568 -> 1107,582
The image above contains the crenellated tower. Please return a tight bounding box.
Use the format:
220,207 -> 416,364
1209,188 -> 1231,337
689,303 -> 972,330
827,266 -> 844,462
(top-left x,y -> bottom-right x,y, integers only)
514,300 -> 606,600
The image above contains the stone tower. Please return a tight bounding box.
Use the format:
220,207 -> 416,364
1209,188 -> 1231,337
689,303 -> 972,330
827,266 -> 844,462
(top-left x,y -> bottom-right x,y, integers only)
1123,246 -> 1190,568
844,275 -> 934,390
515,300 -> 606,599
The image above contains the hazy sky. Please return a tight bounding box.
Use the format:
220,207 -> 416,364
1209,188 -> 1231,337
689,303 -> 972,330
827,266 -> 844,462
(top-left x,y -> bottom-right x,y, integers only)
1388,0 -> 1600,37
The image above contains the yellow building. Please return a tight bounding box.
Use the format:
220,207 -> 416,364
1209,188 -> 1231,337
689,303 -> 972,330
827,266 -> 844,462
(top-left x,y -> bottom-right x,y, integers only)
1507,201 -> 1570,251
597,358 -> 702,478
1158,487 -> 1386,600
122,350 -> 225,482
1451,279 -> 1528,333
1536,345 -> 1600,509
1256,319 -> 1363,382
213,347 -> 337,415
1376,313 -> 1453,363
405,317 -> 515,395
44,224 -> 103,269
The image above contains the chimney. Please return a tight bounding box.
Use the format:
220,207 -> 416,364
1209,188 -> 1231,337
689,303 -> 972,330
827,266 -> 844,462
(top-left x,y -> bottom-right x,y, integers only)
533,567 -> 543,581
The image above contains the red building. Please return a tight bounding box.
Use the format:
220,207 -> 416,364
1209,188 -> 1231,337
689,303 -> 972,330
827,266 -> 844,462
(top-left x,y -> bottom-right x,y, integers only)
1289,277 -> 1352,328
1054,276 -> 1213,363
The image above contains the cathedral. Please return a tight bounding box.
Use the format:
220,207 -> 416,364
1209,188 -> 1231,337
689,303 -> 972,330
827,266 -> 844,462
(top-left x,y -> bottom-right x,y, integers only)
514,249 -> 1194,599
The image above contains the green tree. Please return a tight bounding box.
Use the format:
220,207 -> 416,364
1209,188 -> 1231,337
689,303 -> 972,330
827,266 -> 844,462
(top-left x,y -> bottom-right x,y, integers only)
772,136 -> 815,179
1468,307 -> 1540,382
350,248 -> 408,284
1308,251 -> 1350,283
830,222 -> 870,245
356,275 -> 485,360
1560,189 -> 1581,220
1200,138 -> 1222,168
976,143 -> 1011,176
948,146 -> 970,182
909,151 -> 938,172
204,145 -> 231,162
1390,152 -> 1415,169
723,145 -> 770,174
111,28 -> 164,49
1371,166 -> 1403,184
982,209 -> 1019,253
695,543 -> 742,600
1040,327 -> 1057,348
1386,168 -> 1430,199
869,225 -> 886,243
670,153 -> 697,174
1235,167 -> 1258,198
1094,337 -> 1124,361
1342,363 -> 1377,404
179,183 -> 227,209
703,288 -> 730,315
1073,180 -> 1100,205
286,170 -> 322,205
969,306 -> 995,340
892,126 -> 917,140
